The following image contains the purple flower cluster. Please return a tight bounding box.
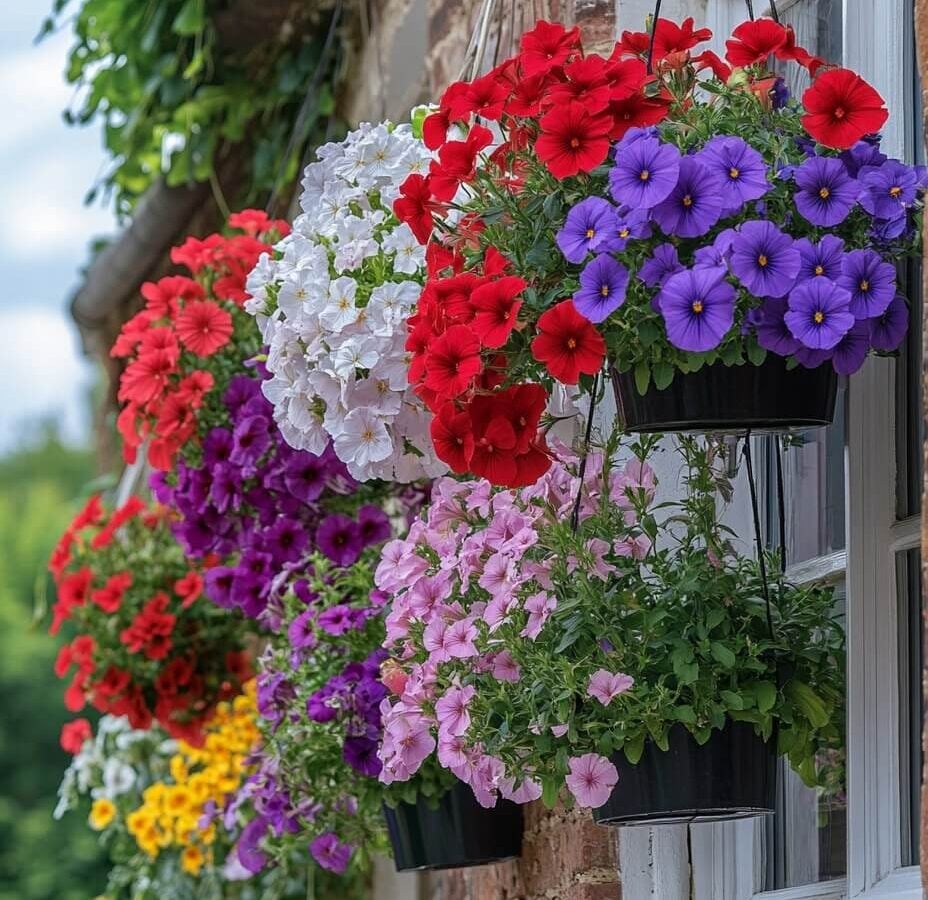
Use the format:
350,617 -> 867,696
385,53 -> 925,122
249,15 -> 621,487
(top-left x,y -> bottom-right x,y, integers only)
151,374 -> 390,619
556,127 -> 923,373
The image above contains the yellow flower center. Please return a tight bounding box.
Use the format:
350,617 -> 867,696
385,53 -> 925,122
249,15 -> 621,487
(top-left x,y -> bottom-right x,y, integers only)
682,194 -> 693,207
619,228 -> 630,238
567,337 -> 577,349
570,137 -> 581,148
814,311 -> 825,324
860,279 -> 870,292
729,167 -> 740,179
585,228 -> 596,238
834,106 -> 846,119
890,185 -> 903,197
758,254 -> 768,267
691,300 -> 704,314
814,265 -> 825,276
600,285 -> 610,297
639,169 -> 650,181
819,187 -> 831,199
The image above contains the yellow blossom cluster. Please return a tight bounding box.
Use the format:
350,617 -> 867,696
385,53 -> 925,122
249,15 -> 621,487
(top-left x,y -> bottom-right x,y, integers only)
126,681 -> 259,875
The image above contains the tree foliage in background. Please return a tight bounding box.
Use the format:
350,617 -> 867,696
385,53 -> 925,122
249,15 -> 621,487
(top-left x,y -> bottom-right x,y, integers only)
43,0 -> 350,218
0,425 -> 108,900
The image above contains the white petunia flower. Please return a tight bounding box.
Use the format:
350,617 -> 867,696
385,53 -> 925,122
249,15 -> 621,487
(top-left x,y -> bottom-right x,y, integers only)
334,407 -> 393,468
319,276 -> 359,332
382,223 -> 426,274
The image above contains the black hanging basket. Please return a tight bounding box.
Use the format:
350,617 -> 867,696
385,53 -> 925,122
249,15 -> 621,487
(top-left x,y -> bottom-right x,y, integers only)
593,721 -> 777,827
613,357 -> 838,434
384,781 -> 523,871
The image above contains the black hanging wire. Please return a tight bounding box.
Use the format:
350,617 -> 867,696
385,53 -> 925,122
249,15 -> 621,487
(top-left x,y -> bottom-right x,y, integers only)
646,0 -> 663,75
570,371 -> 602,533
774,434 -> 787,576
744,0 -> 756,20
768,0 -> 781,23
742,431 -> 776,641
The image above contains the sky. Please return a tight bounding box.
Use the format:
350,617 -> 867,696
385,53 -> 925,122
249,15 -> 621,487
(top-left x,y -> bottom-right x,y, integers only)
0,6 -> 116,452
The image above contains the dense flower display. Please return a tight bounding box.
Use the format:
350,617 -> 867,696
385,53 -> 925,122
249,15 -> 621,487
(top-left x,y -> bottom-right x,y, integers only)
151,369 -> 393,621
113,210 -> 289,470
376,432 -> 843,808
229,549 -> 452,877
50,495 -> 252,743
397,18 -> 923,485
245,121 -> 445,482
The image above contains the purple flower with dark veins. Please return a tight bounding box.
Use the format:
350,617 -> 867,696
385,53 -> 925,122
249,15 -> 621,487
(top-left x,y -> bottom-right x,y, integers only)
868,294 -> 910,351
609,130 -> 682,210
573,254 -> 630,323
556,197 -> 617,263
697,135 -> 769,214
784,279 -> 855,350
730,221 -> 801,298
638,243 -> 683,288
858,160 -> 918,220
751,298 -> 801,357
837,249 -> 897,319
795,235 -> 845,282
831,321 -> 871,375
793,156 -> 858,226
316,514 -> 363,566
651,156 -> 724,238
658,267 -> 736,352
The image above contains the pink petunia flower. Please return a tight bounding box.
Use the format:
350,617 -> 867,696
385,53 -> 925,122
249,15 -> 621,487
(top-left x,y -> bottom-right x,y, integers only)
565,753 -> 619,808
434,685 -> 475,737
521,591 -> 557,640
587,669 -> 635,706
445,617 -> 479,659
490,650 -> 521,682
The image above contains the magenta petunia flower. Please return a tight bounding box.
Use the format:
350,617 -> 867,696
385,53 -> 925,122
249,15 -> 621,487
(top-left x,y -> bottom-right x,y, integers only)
868,293 -> 909,351
837,248 -> 897,319
587,669 -> 635,706
784,279 -> 855,350
651,156 -> 724,238
697,135 -> 770,214
658,267 -> 736,352
310,833 -> 353,874
434,685 -> 475,737
793,156 -> 859,226
316,514 -> 364,567
573,254 -> 630,323
556,197 -> 617,263
795,234 -> 845,282
730,221 -> 801,298
565,753 -> 619,808
608,131 -> 681,210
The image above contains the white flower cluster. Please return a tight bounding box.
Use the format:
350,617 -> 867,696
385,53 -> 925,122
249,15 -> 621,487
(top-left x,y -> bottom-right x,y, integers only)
54,716 -> 175,819
245,120 -> 446,482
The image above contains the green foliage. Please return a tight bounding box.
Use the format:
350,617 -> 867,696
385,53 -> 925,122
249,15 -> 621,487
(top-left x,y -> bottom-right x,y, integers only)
45,0 -> 345,217
0,428 -> 108,899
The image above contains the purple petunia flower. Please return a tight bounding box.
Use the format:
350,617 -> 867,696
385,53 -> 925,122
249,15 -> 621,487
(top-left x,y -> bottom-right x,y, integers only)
750,298 -> 801,357
235,817 -> 270,874
793,156 -> 858,227
730,221 -> 801,298
231,415 -> 272,468
310,833 -> 353,874
871,215 -> 911,243
858,160 -> 918,220
608,131 -> 682,210
556,197 -> 617,263
832,321 -> 871,375
597,207 -> 652,253
771,77 -> 790,109
840,139 -> 888,177
283,451 -> 328,503
651,157 -> 724,238
307,687 -> 338,723
358,505 -> 391,545
343,737 -> 382,777
658,267 -> 736,352
573,254 -> 630,323
697,135 -> 769,214
204,566 -> 237,609
795,235 -> 845,282
317,603 -> 354,636
869,294 -> 910,351
224,374 -> 262,418
694,228 -> 738,269
784,279 -> 855,350
794,346 -> 834,369
638,243 -> 683,288
316,514 -> 363,566
288,609 -> 318,650
837,249 -> 897,319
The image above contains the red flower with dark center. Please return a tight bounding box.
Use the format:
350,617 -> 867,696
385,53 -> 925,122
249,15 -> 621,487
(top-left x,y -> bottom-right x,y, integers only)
607,90 -> 672,140
506,383 -> 548,453
724,19 -> 787,67
429,125 -> 494,201
118,349 -> 177,405
449,72 -> 511,120
469,414 -> 519,486
471,275 -> 526,348
430,402 -> 476,472
60,719 -> 92,754
545,57 -> 612,113
394,174 -> 439,244
423,325 -> 483,398
535,102 -> 612,179
531,300 -> 606,384
91,572 -> 132,614
605,58 -> 648,101
175,301 -> 233,356
802,68 -> 889,149
505,73 -> 551,117
519,20 -> 581,75
432,272 -> 483,325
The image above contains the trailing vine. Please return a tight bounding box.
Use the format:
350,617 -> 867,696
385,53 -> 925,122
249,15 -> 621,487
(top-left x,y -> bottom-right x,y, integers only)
43,0 -> 352,218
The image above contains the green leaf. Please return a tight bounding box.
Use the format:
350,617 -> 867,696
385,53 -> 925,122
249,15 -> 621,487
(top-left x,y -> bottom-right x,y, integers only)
541,777 -> 560,808
173,0 -> 205,36
710,641 -> 736,668
634,361 -> 651,395
752,681 -> 777,713
746,341 -> 767,366
624,734 -> 645,765
673,705 -> 697,724
786,681 -> 830,728
652,362 -> 674,390
720,690 -> 744,710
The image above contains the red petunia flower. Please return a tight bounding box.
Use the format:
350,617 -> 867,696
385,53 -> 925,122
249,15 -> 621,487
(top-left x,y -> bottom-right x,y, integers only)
60,719 -> 92,754
511,440 -> 552,487
519,20 -> 581,75
615,18 -> 712,62
175,301 -> 233,357
91,572 -> 132,614
429,125 -> 494,201
448,71 -> 510,121
171,233 -> 224,273
545,56 -> 612,114
110,310 -> 156,359
774,25 -> 817,70
802,67 -> 889,149
607,90 -> 672,140
505,73 -> 551,117
693,50 -> 732,81
430,402 -> 476,473
531,300 -> 606,384
394,174 -> 439,244
118,349 -> 177,405
49,567 -> 93,635
174,571 -> 203,608
423,110 -> 451,151
535,102 -> 612,179
605,58 -> 649,101
468,401 -> 519,486
228,208 -> 290,238
506,383 -> 548,453
423,325 -> 483,398
141,276 -> 205,318
471,275 -> 526,348
725,19 -> 787,67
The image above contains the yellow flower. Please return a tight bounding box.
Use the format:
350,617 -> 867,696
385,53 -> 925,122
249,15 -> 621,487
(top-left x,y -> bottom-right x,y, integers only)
180,844 -> 205,876
89,798 -> 117,831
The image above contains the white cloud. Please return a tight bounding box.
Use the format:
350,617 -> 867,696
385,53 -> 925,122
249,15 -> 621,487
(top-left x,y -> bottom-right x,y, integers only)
0,308 -> 92,449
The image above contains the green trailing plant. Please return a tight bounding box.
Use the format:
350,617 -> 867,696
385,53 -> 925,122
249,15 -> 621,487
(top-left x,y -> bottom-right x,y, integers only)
43,0 -> 349,217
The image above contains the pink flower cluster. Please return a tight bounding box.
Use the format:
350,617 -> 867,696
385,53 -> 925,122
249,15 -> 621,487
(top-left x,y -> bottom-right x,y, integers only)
374,448 -> 653,809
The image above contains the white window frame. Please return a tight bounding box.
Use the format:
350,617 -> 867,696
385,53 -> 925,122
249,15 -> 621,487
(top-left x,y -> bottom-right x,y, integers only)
616,1 -> 923,897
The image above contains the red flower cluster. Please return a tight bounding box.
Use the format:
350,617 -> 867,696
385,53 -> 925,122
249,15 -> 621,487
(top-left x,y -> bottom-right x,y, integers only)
113,210 -> 289,470
49,495 -> 251,745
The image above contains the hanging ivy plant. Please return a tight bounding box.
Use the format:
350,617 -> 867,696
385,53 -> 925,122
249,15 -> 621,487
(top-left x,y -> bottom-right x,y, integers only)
42,0 -> 348,217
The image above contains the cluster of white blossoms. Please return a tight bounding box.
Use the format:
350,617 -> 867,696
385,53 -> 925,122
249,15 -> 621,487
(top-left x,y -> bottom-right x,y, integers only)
245,120 -> 447,482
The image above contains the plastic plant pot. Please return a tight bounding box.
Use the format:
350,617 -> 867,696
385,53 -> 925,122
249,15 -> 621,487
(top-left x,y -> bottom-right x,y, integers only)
593,721 -> 777,827
613,358 -> 838,434
384,781 -> 523,871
